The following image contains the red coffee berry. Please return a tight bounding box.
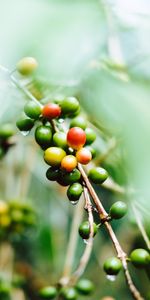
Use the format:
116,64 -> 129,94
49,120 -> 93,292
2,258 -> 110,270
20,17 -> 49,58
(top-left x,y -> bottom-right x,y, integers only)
42,103 -> 61,119
67,127 -> 86,150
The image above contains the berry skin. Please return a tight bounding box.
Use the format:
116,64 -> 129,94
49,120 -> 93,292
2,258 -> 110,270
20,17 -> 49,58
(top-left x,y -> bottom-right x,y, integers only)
61,155 -> 77,172
79,221 -> 98,239
17,57 -> 38,75
42,103 -> 61,120
16,117 -> 34,132
62,168 -> 81,185
67,183 -> 83,202
67,127 -> 86,150
44,147 -> 66,166
39,286 -> 57,299
46,167 -> 60,181
60,287 -> 77,300
130,249 -> 150,268
76,279 -> 94,295
70,115 -> 87,130
85,145 -> 96,159
76,147 -> 92,165
109,201 -> 127,219
85,128 -> 96,145
88,167 -> 108,184
60,97 -> 79,115
0,124 -> 15,139
35,125 -> 52,149
103,257 -> 122,275
24,101 -> 42,120
53,132 -> 67,149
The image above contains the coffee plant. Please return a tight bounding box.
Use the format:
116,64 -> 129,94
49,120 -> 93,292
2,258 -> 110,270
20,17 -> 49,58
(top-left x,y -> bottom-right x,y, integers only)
0,1 -> 150,300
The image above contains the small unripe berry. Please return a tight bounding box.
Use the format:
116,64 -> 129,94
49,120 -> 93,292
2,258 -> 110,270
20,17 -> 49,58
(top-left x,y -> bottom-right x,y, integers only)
16,117 -> 34,132
24,101 -> 41,120
85,127 -> 96,145
70,115 -> 87,130
42,103 -> 61,120
62,168 -> 81,185
61,155 -> 77,172
0,124 -> 15,139
88,167 -> 108,184
79,221 -> 98,239
76,147 -> 92,165
60,287 -> 77,300
76,278 -> 94,295
44,147 -> 66,166
109,201 -> 127,219
67,127 -> 86,150
35,125 -> 52,149
60,97 -> 79,115
53,132 -> 67,149
67,183 -> 83,202
39,286 -> 57,299
103,257 -> 122,275
46,167 -> 60,181
17,57 -> 38,75
130,248 -> 150,268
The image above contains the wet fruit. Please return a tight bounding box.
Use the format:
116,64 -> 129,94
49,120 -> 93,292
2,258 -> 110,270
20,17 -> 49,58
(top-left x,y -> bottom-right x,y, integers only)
103,257 -> 122,275
88,167 -> 108,184
67,127 -> 86,150
79,221 -> 98,239
44,147 -> 66,166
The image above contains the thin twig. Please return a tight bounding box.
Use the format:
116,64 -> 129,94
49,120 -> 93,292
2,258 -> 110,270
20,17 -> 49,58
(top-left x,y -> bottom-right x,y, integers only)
69,187 -> 94,285
10,75 -> 43,107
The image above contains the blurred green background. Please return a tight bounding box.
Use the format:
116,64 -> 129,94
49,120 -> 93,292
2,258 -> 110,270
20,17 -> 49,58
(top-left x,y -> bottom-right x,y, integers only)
0,0 -> 150,299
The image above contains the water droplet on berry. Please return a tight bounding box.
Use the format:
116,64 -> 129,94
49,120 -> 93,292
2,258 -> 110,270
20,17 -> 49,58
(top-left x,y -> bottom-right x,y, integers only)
106,275 -> 116,282
21,130 -> 30,136
70,201 -> 78,205
58,118 -> 64,123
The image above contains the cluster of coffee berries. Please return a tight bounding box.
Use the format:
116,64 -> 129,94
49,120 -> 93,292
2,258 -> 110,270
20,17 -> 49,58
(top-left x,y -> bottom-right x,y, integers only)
16,93 -> 109,206
39,278 -> 95,300
0,124 -> 15,159
0,200 -> 36,240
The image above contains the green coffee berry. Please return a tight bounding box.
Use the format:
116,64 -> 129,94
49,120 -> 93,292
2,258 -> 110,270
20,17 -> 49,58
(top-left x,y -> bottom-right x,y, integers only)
85,128 -> 96,145
62,169 -> 81,185
109,201 -> 127,219
24,101 -> 41,120
88,167 -> 108,184
46,167 -> 60,181
79,221 -> 98,239
70,115 -> 87,130
60,287 -> 77,300
35,125 -> 52,149
60,97 -> 79,115
103,257 -> 122,275
76,278 -> 94,295
53,132 -> 67,149
130,249 -> 150,268
0,124 -> 15,139
16,117 -> 34,132
67,183 -> 83,202
39,286 -> 57,299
